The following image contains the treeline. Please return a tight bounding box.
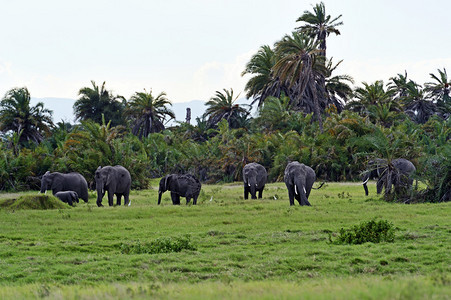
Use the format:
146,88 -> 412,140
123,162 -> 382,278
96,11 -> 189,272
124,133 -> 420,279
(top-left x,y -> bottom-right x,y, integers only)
0,2 -> 449,202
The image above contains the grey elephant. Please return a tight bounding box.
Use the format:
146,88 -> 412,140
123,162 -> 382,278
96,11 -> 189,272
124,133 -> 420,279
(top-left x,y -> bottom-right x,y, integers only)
40,171 -> 89,203
284,161 -> 316,206
95,165 -> 131,207
158,174 -> 201,205
243,162 -> 267,199
54,191 -> 79,206
362,158 -> 416,196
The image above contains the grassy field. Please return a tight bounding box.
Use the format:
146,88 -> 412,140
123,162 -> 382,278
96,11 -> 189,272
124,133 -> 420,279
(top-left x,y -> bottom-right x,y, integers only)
0,181 -> 449,299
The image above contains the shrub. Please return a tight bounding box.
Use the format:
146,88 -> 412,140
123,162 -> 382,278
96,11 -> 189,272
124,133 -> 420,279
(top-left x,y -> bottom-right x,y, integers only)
0,194 -> 70,210
120,235 -> 196,254
330,219 -> 395,244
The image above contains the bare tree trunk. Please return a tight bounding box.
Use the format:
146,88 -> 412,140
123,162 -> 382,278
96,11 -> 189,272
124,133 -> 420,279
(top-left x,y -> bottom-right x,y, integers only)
310,77 -> 324,133
185,108 -> 191,124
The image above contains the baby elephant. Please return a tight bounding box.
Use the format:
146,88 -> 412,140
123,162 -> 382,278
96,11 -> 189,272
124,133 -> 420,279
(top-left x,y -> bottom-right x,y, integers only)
54,191 -> 79,206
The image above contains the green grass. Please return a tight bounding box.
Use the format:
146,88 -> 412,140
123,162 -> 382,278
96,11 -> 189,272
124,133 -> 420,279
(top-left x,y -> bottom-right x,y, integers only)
0,181 -> 449,299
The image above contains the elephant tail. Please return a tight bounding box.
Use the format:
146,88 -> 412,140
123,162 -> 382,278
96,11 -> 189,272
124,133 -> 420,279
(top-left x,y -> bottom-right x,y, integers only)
312,182 -> 326,190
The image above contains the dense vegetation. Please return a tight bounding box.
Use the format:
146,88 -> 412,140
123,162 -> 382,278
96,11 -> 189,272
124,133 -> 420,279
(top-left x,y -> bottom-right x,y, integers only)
0,2 -> 449,203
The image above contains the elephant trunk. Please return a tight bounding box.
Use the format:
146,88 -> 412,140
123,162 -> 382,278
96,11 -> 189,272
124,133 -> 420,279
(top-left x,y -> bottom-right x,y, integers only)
362,174 -> 370,196
249,182 -> 257,200
158,191 -> 162,205
96,183 -> 104,204
295,180 -> 310,206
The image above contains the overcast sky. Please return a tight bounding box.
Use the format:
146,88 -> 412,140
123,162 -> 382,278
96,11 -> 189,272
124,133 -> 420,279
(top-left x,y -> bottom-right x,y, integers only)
0,0 -> 450,103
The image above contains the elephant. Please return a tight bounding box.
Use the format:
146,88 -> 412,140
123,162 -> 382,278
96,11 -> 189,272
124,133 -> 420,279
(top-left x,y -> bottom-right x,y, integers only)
95,165 -> 131,207
284,161 -> 316,206
243,162 -> 267,199
362,158 -> 416,196
54,191 -> 79,206
40,171 -> 89,203
158,174 -> 201,205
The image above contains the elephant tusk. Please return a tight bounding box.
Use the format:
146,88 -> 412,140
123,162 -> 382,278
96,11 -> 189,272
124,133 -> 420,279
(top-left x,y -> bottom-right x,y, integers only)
128,200 -> 131,206
45,190 -> 47,194
295,185 -> 298,195
303,187 -> 306,194
362,178 -> 369,185
248,183 -> 251,187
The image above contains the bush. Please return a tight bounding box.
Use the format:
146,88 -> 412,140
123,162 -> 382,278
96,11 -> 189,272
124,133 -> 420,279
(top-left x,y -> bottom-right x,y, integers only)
0,194 -> 70,210
120,235 -> 197,254
330,219 -> 395,244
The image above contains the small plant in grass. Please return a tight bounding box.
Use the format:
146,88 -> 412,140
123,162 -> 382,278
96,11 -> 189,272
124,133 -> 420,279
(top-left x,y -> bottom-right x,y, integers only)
330,219 -> 395,244
120,235 -> 196,254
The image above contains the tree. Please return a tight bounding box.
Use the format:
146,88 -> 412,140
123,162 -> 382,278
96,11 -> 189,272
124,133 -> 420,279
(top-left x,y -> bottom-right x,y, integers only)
402,81 -> 437,124
324,58 -> 354,112
296,1 -> 343,58
204,88 -> 250,129
73,81 -> 125,127
241,45 -> 285,107
346,81 -> 398,125
425,68 -> 450,118
273,32 -> 326,132
126,89 -> 175,139
0,87 -> 53,146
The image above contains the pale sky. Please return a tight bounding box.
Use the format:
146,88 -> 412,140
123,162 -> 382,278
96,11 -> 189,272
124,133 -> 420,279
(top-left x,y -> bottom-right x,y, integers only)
0,0 -> 450,103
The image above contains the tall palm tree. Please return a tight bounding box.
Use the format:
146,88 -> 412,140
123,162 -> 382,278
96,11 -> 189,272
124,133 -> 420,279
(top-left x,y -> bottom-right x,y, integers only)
296,1 -> 343,59
0,87 -> 53,145
347,81 -> 394,114
273,32 -> 326,132
126,89 -> 175,139
241,45 -> 285,107
203,88 -> 249,129
73,81 -> 125,127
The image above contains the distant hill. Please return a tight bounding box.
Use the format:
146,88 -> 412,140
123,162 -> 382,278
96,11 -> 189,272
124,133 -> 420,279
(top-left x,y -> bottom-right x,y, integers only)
32,97 -> 256,126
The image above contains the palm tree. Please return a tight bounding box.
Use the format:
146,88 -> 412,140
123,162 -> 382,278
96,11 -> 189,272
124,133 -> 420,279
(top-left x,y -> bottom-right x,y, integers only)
126,89 -> 175,139
425,68 -> 450,118
0,87 -> 53,145
203,88 -> 250,129
272,32 -> 326,132
73,81 -> 125,127
324,58 -> 354,112
388,71 -> 410,99
241,45 -> 286,107
347,81 -> 394,115
402,81 -> 437,124
296,1 -> 343,59
256,94 -> 292,131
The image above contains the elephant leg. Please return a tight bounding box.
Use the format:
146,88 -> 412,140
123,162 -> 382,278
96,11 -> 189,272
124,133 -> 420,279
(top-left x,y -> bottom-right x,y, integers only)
108,191 -> 114,206
193,195 -> 198,205
186,197 -> 191,204
67,198 -> 73,206
376,179 -> 384,194
171,192 -> 180,205
124,193 -> 130,206
116,194 -> 122,206
258,189 -> 263,199
244,186 -> 249,200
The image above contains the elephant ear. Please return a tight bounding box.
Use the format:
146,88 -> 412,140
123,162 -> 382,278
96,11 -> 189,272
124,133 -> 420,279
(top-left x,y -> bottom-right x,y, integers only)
106,172 -> 113,187
164,175 -> 171,190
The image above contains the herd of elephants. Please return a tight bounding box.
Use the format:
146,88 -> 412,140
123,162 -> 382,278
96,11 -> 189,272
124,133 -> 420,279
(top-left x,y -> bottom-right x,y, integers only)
40,159 -> 416,207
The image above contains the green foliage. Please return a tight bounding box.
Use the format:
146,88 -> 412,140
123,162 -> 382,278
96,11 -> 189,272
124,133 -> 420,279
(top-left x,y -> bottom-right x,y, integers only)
120,235 -> 196,254
331,219 -> 395,245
